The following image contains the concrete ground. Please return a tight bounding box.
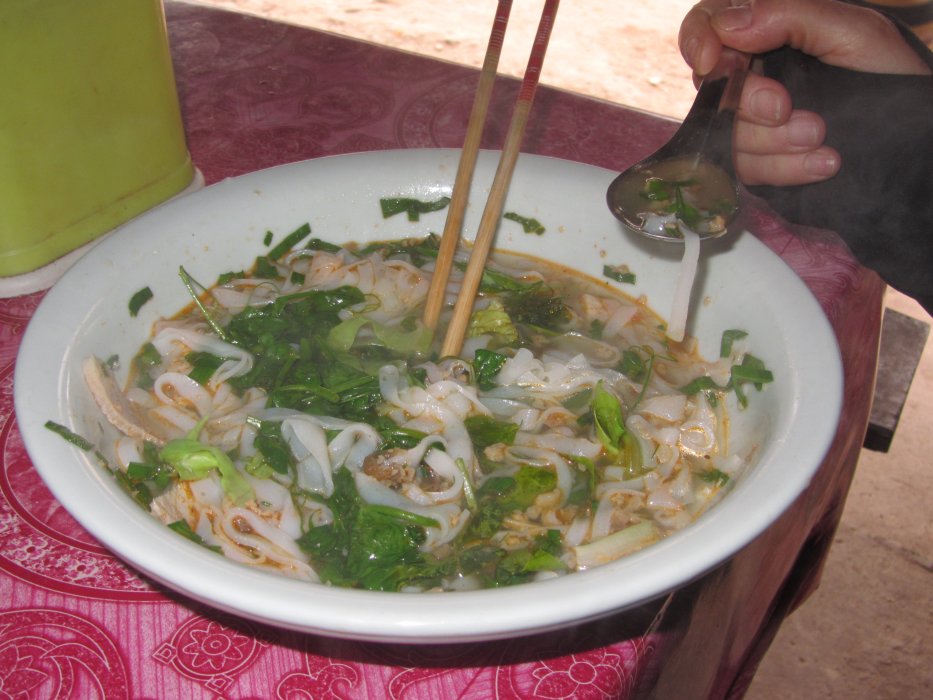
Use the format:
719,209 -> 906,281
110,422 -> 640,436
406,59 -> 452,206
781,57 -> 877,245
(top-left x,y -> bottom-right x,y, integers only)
192,2 -> 932,697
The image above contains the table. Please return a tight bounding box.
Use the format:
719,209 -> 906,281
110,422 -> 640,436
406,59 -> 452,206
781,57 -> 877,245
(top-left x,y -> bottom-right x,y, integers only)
0,2 -> 886,697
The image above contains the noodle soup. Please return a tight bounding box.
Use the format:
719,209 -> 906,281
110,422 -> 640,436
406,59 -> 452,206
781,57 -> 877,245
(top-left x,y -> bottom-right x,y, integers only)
80,224 -> 770,592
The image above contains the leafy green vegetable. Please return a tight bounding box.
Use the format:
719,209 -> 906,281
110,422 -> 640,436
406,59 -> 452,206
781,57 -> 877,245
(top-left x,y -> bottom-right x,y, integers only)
370,416 -> 428,449
296,469 -> 449,591
364,505 -> 440,529
730,353 -> 774,408
679,351 -> 773,409
592,382 -> 643,472
467,300 -> 519,345
379,196 -> 451,221
128,287 -> 153,317
464,415 -> 518,448
502,282 -> 569,331
473,348 -> 507,390
618,347 -> 658,409
126,460 -> 174,489
250,420 -> 293,474
222,285 -> 393,421
503,211 -> 545,234
468,466 -> 557,540
327,316 -> 433,355
158,422 -> 254,504
496,529 -> 567,582
592,382 -> 626,456
186,351 -> 226,386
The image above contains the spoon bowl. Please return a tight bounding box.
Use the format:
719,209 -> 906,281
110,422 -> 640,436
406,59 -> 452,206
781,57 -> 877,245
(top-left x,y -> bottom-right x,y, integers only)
607,49 -> 751,241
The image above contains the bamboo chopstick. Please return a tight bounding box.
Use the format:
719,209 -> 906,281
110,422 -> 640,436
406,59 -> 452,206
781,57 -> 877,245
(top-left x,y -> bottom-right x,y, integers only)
439,0 -> 560,358
422,0 -> 514,331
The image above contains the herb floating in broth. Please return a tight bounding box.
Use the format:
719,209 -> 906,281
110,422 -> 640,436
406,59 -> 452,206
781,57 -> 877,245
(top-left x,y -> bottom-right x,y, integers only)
612,157 -> 739,239
79,213 -> 772,592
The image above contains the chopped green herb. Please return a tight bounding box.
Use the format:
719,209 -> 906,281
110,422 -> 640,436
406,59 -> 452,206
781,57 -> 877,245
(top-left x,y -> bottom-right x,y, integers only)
44,420 -> 93,451
603,264 -> 636,284
379,196 -> 451,221
128,286 -> 153,317
503,211 -> 545,234
720,329 -> 749,357
679,375 -> 726,396
698,468 -> 730,486
216,270 -> 247,285
186,351 -> 226,386
267,223 -> 312,261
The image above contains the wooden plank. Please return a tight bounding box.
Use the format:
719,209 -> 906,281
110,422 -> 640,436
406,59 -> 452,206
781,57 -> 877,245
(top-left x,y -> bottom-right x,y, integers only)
863,308 -> 930,452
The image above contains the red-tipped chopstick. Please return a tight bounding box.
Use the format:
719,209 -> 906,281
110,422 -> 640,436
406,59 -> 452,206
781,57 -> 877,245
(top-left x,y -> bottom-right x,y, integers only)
440,0 -> 560,357
422,0 -> 514,332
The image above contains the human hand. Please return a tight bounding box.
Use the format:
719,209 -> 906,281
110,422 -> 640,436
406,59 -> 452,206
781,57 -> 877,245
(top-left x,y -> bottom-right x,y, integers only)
678,0 -> 932,186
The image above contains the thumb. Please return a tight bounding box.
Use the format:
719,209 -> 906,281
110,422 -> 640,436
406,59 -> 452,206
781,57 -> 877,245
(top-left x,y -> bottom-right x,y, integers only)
712,0 -> 930,75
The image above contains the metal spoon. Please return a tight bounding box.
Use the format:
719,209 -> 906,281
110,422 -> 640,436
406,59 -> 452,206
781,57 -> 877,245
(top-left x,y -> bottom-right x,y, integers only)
607,49 -> 751,241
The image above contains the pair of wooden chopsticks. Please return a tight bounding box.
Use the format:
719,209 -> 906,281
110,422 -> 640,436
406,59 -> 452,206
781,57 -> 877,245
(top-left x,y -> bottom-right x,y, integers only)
421,0 -> 561,357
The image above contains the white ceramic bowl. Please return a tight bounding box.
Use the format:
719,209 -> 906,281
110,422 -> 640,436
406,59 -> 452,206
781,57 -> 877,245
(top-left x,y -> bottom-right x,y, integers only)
14,149 -> 842,643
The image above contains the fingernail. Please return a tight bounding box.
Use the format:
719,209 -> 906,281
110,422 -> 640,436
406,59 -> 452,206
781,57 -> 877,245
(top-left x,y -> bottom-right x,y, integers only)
750,89 -> 783,122
714,5 -> 753,31
803,151 -> 840,177
787,115 -> 821,147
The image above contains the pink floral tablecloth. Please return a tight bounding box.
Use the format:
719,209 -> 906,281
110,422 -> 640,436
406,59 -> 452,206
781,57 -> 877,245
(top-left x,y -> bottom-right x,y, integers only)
0,3 -> 886,698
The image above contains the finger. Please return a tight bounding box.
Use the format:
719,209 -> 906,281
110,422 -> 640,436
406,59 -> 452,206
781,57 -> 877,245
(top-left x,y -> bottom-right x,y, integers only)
736,146 -> 841,186
711,0 -> 932,75
736,73 -> 793,126
679,1 -> 731,75
734,110 -> 827,157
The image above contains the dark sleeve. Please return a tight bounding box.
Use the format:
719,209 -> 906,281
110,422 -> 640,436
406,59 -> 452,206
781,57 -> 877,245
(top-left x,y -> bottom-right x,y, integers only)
747,26 -> 933,315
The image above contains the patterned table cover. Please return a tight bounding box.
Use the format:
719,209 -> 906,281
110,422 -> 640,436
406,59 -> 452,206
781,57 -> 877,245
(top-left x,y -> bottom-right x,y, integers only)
0,3 -> 887,698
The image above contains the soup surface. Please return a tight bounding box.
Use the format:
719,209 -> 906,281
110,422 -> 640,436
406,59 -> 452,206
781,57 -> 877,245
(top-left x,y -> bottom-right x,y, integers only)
609,155 -> 739,237
80,222 -> 771,592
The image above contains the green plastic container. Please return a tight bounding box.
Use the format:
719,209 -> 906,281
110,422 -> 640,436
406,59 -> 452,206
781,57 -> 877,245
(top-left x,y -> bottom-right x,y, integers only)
0,0 -> 194,278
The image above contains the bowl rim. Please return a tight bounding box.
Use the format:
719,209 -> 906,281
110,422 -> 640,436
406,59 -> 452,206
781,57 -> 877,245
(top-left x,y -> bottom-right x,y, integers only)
13,149 -> 843,643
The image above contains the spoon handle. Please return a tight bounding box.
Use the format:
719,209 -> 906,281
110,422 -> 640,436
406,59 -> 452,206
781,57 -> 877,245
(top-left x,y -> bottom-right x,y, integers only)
716,48 -> 751,114
662,48 -> 751,171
